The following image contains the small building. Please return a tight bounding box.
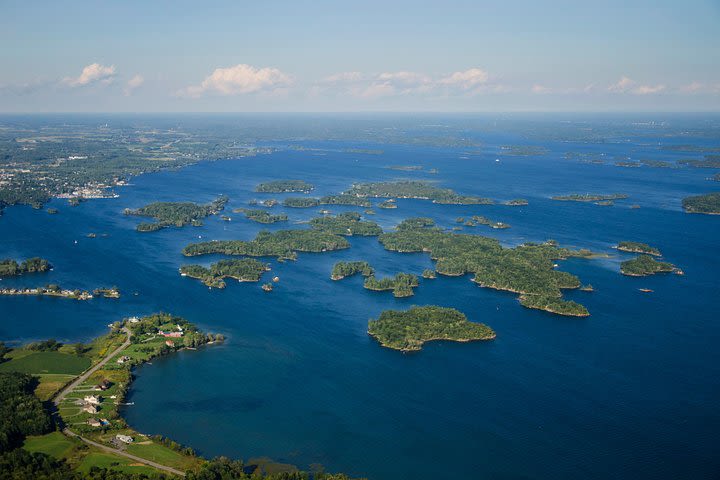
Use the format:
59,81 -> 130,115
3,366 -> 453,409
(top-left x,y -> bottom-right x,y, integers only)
84,395 -> 101,405
82,404 -> 98,414
158,330 -> 182,338
87,418 -> 102,427
93,379 -> 112,391
117,355 -> 131,364
116,434 -> 134,444
128,316 -> 140,323
165,340 -> 175,347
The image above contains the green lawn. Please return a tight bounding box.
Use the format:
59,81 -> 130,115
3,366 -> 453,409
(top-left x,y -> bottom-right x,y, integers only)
76,452 -> 160,476
126,441 -> 200,470
23,431 -> 77,459
34,373 -> 75,401
0,351 -> 90,374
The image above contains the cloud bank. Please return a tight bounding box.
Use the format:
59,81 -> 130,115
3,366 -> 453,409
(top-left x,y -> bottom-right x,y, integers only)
180,64 -> 292,97
63,63 -> 116,87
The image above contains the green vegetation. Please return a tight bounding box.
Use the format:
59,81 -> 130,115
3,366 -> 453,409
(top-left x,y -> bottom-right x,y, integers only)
234,208 -> 288,224
518,295 -> 589,317
309,212 -> 382,236
396,217 -> 435,230
500,145 -> 548,156
331,261 -> 374,280
368,306 -> 495,351
379,221 -> 590,316
364,273 -> 419,297
256,180 -> 314,193
283,197 -> 320,208
422,269 -> 436,279
318,194 -> 372,207
552,193 -> 629,202
346,181 -> 493,204
682,192 -> 720,214
464,215 -> 510,229
180,259 -> 270,288
620,255 -> 676,276
678,156 -> 720,168
378,200 -> 397,209
0,257 -> 52,277
0,351 -> 90,375
182,229 -> 350,260
126,196 -> 228,231
617,241 -> 661,256
505,199 -> 528,206
0,372 -> 53,451
0,285 -> 94,300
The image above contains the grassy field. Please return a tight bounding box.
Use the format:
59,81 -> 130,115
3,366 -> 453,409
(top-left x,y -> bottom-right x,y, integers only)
125,441 -> 201,471
0,350 -> 90,374
76,452 -> 160,476
34,373 -> 75,400
23,431 -> 78,459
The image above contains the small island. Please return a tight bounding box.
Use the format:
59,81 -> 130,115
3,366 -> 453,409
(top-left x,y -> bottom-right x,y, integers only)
283,195 -> 372,208
504,199 -> 528,206
125,196 -> 228,232
367,306 -> 496,352
346,181 -> 493,205
92,287 -> 120,298
621,255 -> 676,276
0,257 -> 52,277
309,212 -> 382,236
518,294 -> 589,317
284,197 -> 320,208
552,193 -> 629,202
682,192 -> 720,214
378,199 -> 397,209
0,284 -> 93,300
234,208 -> 288,224
463,215 -> 510,229
256,180 -> 314,193
364,273 -> 419,297
422,269 -> 436,279
616,241 -> 661,256
180,258 -> 270,288
331,261 -> 374,280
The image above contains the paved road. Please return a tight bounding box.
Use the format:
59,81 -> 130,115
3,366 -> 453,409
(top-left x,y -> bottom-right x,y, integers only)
52,327 -> 186,477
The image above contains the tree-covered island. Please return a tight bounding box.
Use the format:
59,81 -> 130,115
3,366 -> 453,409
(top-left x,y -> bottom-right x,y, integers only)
283,195 -> 372,208
620,255 -> 676,276
682,192 -> 720,214
364,273 -> 419,297
616,241 -> 662,256
234,208 -> 288,224
378,199 -> 398,209
182,229 -> 350,260
367,306 -> 496,352
309,212 -> 382,236
125,195 -> 228,232
463,215 -> 510,229
378,218 -> 592,316
519,295 -> 589,317
505,199 -> 529,206
552,193 -> 629,202
0,258 -> 52,277
331,261 -> 374,280
255,180 -> 314,193
0,285 -> 94,300
180,258 -> 270,288
345,181 -> 493,205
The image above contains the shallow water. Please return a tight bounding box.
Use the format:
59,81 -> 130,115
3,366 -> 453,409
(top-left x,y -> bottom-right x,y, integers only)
1,115 -> 719,479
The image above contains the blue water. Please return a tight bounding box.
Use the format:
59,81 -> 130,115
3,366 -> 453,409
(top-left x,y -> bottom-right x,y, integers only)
1,114 -> 719,479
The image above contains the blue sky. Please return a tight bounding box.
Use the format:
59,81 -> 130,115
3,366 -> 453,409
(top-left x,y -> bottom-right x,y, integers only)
1,0 -> 719,112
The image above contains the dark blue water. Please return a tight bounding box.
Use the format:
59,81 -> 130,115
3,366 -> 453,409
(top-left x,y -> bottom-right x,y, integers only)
1,115 -> 719,479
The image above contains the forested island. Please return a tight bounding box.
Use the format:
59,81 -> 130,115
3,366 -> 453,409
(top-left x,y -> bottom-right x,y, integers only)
125,196 -> 228,231
552,193 -> 629,202
331,261 -> 374,280
367,306 -> 496,352
500,145 -> 548,156
378,200 -> 397,209
364,273 -> 419,297
0,258 -> 51,277
234,208 -> 288,224
462,215 -> 510,229
621,255 -> 676,276
256,180 -> 314,193
682,192 -> 720,214
505,199 -> 528,206
283,195 -> 372,208
616,241 -> 661,256
0,285 -> 93,300
181,259 -> 270,288
182,229 -> 350,260
309,212 -> 382,236
378,218 -> 592,316
519,295 -> 589,316
345,181 -> 493,205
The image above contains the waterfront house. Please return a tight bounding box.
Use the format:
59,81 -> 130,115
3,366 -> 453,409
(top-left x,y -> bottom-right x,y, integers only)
165,340 -> 175,347
82,404 -> 98,414
116,434 -> 134,444
87,418 -> 102,427
84,395 -> 101,405
117,355 -> 131,364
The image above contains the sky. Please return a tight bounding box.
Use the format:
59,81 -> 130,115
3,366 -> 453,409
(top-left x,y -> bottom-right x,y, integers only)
1,0 -> 719,112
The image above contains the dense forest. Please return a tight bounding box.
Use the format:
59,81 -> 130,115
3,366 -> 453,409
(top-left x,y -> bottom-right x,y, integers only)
235,209 -> 288,224
364,273 -> 419,297
256,180 -> 314,193
616,241 -> 661,256
620,255 -> 676,276
330,261 -> 374,280
344,181 -> 493,205
309,212 -> 382,236
0,258 -> 52,277
367,306 -> 495,351
180,259 -> 270,288
551,193 -> 629,202
682,192 -> 720,214
125,196 -> 228,231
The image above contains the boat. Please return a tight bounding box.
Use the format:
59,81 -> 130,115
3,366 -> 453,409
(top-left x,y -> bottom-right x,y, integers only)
639,288 -> 653,293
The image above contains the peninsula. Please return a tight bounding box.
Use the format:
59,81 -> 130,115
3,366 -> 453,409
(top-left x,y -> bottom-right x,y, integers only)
330,261 -> 374,280
125,196 -> 228,232
180,259 -> 270,288
367,306 -> 496,352
682,192 -> 720,214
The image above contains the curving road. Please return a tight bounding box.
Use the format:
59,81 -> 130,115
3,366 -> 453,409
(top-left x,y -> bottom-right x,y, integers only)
52,327 -> 186,477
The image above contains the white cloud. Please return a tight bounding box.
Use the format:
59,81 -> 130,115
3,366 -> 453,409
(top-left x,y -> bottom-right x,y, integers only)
179,64 -> 292,97
123,74 -> 144,96
608,76 -> 635,93
63,63 -> 116,87
633,84 -> 665,95
607,76 -> 666,95
531,84 -> 551,94
438,68 -> 489,89
322,72 -> 365,84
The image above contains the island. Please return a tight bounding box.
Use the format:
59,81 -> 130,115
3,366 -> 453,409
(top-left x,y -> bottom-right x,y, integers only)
234,208 -> 288,224
331,261 -> 374,280
284,195 -> 372,208
92,287 -> 120,298
385,165 -> 423,171
616,241 -> 661,256
504,199 -> 529,206
552,193 -> 629,202
0,258 -> 52,277
518,295 -> 589,316
422,269 -> 436,279
378,200 -> 397,209
124,195 -> 228,232
180,258 -> 270,288
182,229 -> 350,260
345,181 -> 493,205
283,197 -> 320,208
463,215 -> 510,229
46,208 -> 59,214
255,180 -> 314,193
364,273 -> 419,297
682,192 -> 720,214
378,218 -> 592,316
620,255 -> 676,276
0,284 -> 93,300
309,212 -> 383,236
367,306 -> 496,352
678,156 -> 720,168
500,145 -> 548,156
